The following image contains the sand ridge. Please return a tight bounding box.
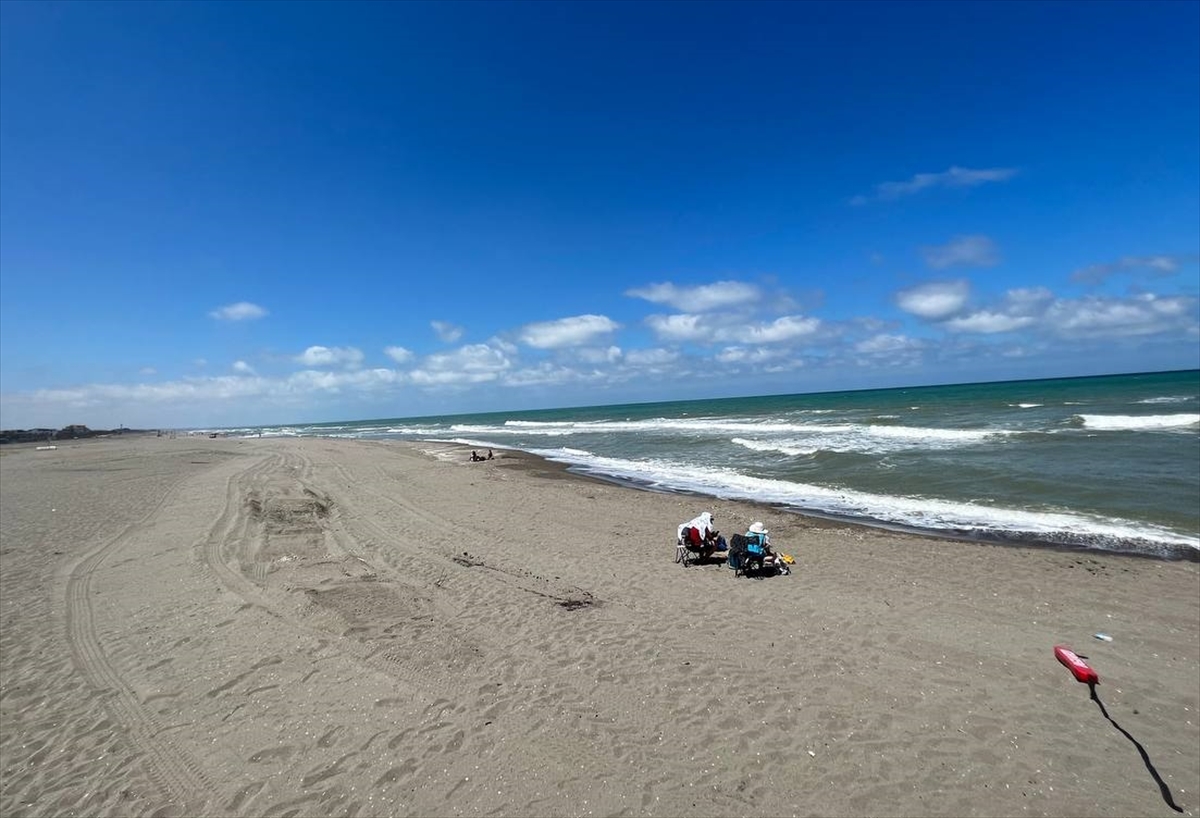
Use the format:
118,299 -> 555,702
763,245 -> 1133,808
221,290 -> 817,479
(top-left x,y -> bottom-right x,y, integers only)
1,436 -> 1197,817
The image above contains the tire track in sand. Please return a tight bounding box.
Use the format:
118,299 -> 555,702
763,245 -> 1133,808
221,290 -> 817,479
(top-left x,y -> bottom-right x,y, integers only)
317,447 -> 704,811
324,453 -> 598,610
63,468 -> 222,815
196,448 -> 455,693
204,444 -> 691,815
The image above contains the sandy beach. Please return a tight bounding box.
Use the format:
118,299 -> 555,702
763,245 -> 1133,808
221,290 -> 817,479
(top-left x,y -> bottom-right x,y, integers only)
1,435 -> 1197,818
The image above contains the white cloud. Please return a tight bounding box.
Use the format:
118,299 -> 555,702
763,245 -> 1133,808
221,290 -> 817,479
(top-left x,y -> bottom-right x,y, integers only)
384,346 -> 414,364
626,280 -> 761,312
1071,254 -> 1196,285
715,346 -> 795,365
624,348 -> 679,367
295,345 -> 365,368
519,315 -> 619,349
851,166 -> 1017,205
575,346 -> 623,365
208,301 -> 268,321
921,235 -> 1001,270
731,315 -> 821,344
646,313 -> 820,345
232,360 -> 256,375
895,280 -> 970,320
1004,287 -> 1055,311
1,368 -> 416,427
943,312 -> 1036,333
408,343 -> 512,385
139,367 -> 157,376
928,286 -> 1197,339
503,362 -> 585,387
431,321 -> 464,343
855,334 -> 922,354
491,337 -> 519,356
286,368 -> 403,393
645,314 -> 707,342
1045,293 -> 1199,338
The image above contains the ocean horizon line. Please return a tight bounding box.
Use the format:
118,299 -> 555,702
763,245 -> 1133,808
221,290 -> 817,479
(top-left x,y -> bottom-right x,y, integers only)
236,366 -> 1200,433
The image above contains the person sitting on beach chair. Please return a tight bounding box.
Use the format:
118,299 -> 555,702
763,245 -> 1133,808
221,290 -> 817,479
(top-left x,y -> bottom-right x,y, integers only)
676,512 -> 727,562
744,521 -> 789,575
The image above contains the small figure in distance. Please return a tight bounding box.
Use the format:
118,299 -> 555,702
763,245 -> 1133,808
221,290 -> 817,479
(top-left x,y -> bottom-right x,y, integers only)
487,449 -> 494,460
471,450 -> 483,462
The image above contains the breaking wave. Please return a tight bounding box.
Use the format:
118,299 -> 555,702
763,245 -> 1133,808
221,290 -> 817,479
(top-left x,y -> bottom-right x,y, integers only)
1076,413 -> 1199,432
530,447 -> 1199,557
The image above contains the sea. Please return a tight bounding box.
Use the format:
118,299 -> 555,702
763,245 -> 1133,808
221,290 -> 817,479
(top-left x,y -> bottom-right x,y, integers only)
217,370 -> 1200,560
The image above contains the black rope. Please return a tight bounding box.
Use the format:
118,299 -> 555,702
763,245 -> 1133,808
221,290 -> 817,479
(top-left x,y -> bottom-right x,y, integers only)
1088,682 -> 1184,813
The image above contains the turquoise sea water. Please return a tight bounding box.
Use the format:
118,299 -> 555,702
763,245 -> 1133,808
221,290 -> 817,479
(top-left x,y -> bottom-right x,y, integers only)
220,370 -> 1200,559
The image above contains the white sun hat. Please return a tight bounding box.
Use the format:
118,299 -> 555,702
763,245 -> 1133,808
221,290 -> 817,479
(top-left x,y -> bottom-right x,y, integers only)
748,522 -> 767,534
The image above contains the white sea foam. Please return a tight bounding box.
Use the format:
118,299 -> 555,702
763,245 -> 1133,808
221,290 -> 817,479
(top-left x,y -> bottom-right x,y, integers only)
505,420 -> 578,427
1077,413 -> 1200,431
1011,403 -> 1043,408
1137,396 -> 1193,405
729,423 -> 1011,457
446,417 -> 1022,451
869,425 -> 1004,442
731,437 -> 818,457
532,448 -> 1200,552
455,418 -> 850,437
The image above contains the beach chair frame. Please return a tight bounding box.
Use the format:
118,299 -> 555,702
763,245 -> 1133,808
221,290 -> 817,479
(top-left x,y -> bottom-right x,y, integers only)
674,536 -> 692,566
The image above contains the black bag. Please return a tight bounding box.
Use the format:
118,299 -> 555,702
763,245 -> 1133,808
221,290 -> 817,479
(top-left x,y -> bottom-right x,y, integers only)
727,533 -> 748,570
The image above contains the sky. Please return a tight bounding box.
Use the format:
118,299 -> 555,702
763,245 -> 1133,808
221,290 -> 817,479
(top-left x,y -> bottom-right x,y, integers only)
1,0 -> 1198,429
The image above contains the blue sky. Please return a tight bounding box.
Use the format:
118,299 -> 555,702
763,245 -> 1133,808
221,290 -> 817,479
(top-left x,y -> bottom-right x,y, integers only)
1,0 -> 1197,429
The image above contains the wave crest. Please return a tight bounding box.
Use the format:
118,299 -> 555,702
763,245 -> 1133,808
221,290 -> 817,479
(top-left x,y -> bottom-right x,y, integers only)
1076,413 -> 1199,431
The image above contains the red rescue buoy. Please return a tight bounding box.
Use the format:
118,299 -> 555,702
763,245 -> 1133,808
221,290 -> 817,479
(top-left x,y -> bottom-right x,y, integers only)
1055,645 -> 1099,685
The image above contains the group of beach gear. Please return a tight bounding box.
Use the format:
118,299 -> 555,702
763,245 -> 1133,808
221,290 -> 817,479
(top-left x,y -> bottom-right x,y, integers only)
675,512 -> 794,576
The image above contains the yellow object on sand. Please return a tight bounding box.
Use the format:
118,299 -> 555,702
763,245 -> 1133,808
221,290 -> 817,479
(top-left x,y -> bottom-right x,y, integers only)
782,553 -> 795,564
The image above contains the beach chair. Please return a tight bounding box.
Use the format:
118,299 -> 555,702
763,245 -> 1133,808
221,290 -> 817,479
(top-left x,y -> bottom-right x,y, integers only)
675,534 -> 690,566
739,532 -> 768,575
675,526 -> 701,567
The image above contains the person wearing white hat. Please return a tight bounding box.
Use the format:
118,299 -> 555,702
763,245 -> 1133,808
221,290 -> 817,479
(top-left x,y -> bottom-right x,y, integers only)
745,521 -> 788,574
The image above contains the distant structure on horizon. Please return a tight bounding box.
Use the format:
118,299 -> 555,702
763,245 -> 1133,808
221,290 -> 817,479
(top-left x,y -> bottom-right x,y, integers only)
0,425 -> 143,444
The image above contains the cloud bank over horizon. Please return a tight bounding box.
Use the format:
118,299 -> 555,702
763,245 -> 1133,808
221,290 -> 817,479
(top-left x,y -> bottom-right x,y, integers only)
4,249 -> 1197,429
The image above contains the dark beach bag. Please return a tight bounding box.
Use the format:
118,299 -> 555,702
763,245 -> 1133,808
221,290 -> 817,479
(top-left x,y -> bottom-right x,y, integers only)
727,533 -> 748,570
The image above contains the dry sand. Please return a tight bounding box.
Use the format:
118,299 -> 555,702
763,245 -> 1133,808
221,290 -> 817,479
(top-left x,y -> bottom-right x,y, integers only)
1,435 -> 1197,817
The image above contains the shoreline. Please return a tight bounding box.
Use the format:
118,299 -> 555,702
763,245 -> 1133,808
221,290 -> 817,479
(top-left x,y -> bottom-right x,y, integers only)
443,441 -> 1200,563
3,435 -> 1197,817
